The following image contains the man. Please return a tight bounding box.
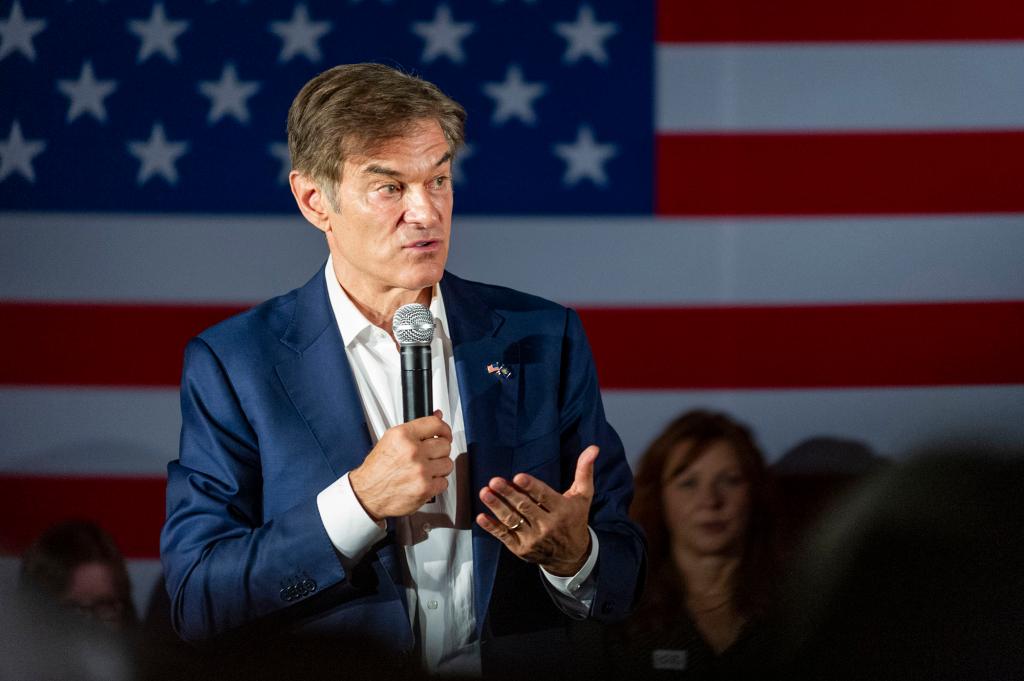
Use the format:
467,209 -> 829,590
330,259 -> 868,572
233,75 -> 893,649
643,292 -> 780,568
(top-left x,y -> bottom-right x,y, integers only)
160,63 -> 645,677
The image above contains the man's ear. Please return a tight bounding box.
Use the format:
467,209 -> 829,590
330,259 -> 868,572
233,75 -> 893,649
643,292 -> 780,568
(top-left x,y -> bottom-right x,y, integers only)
289,171 -> 332,233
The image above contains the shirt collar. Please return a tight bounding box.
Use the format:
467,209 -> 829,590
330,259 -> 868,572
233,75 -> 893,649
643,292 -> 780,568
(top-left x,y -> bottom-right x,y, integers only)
324,255 -> 449,348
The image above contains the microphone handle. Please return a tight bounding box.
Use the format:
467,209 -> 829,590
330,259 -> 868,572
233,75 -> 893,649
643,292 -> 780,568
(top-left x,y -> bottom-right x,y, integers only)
400,343 -> 434,503
400,344 -> 433,422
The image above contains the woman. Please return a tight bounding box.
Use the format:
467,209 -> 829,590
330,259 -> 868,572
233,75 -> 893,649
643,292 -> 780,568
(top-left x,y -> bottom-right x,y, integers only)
611,410 -> 776,679
20,520 -> 137,629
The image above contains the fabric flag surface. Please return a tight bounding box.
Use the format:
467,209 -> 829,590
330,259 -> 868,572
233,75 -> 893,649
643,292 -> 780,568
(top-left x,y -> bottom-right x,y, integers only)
2,0 -> 1023,610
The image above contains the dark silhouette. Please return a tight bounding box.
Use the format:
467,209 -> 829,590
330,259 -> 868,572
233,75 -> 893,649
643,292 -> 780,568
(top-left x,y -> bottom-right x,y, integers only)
773,448 -> 1024,681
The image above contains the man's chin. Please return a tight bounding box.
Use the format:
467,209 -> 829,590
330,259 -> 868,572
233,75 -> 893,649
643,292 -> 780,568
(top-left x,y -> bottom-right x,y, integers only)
401,262 -> 446,290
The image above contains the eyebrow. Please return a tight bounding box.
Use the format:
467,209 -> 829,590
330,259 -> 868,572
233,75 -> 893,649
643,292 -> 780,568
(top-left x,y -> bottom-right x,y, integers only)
666,461 -> 692,481
361,152 -> 452,179
362,164 -> 401,178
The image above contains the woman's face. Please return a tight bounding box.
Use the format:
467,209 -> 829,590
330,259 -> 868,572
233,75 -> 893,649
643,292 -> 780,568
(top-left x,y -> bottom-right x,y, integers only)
661,439 -> 752,557
61,561 -> 130,628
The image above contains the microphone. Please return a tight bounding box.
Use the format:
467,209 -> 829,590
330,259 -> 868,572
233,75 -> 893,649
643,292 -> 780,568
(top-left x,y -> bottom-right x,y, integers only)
392,303 -> 435,423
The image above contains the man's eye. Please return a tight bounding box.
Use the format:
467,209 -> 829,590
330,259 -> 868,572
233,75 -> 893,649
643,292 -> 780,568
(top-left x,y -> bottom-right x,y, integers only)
433,176 -> 449,189
676,478 -> 698,489
379,183 -> 400,195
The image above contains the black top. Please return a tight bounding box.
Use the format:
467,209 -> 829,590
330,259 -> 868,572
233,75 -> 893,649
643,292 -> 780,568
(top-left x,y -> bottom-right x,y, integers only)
602,608 -> 769,681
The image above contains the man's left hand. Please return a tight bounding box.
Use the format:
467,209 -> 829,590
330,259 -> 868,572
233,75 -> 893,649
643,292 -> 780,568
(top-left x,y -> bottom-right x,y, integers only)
476,445 -> 599,577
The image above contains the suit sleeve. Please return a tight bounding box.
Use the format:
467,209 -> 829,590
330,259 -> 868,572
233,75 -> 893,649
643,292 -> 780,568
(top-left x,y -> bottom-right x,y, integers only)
557,309 -> 647,622
160,338 -> 349,642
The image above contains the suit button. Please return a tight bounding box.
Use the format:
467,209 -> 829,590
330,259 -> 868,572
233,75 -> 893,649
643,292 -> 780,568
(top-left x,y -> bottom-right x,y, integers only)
280,587 -> 291,602
301,578 -> 317,593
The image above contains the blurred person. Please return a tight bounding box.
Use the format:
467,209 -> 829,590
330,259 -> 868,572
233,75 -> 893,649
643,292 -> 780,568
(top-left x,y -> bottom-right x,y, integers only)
606,410 -> 777,679
771,436 -> 886,560
20,519 -> 137,630
0,588 -> 134,681
773,448 -> 1024,681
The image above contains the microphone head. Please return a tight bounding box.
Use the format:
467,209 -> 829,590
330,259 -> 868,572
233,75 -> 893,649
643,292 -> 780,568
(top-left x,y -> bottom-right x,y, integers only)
392,303 -> 435,346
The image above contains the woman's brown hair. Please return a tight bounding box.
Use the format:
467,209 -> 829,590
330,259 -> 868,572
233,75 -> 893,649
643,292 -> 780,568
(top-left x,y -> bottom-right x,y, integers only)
630,410 -> 776,626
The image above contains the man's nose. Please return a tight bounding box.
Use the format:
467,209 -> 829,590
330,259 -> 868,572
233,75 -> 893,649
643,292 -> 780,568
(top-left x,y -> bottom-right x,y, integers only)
403,187 -> 441,227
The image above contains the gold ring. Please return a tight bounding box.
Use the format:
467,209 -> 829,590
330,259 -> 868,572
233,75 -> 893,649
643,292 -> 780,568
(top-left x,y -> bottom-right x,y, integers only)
507,518 -> 524,531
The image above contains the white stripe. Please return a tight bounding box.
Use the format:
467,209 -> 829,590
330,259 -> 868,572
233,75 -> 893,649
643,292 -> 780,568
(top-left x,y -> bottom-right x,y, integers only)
657,43 -> 1024,131
0,556 -> 163,621
604,386 -> 1024,466
0,388 -> 178,475
4,213 -> 1023,305
1,213 -> 324,304
450,216 -> 1024,305
3,386 -> 1022,475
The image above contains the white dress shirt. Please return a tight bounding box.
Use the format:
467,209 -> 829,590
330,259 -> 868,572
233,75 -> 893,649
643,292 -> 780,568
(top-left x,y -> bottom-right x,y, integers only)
315,258 -> 597,676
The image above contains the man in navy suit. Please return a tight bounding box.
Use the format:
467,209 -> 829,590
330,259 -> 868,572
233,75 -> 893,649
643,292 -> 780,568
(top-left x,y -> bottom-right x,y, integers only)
160,63 -> 644,677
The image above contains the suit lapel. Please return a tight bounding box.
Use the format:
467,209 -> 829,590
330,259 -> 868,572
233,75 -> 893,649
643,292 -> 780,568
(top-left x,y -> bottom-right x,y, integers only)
441,272 -> 520,638
274,268 -> 375,478
273,267 -> 406,619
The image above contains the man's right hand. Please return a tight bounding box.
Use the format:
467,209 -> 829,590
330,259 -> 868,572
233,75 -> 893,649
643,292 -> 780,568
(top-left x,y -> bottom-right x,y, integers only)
348,410 -> 453,520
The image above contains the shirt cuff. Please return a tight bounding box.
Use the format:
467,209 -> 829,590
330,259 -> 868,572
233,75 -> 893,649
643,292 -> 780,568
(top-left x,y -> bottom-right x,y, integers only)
541,527 -> 599,600
316,473 -> 387,563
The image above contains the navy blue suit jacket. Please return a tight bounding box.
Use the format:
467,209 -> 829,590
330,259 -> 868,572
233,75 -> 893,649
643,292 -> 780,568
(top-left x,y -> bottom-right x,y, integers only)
160,267 -> 645,654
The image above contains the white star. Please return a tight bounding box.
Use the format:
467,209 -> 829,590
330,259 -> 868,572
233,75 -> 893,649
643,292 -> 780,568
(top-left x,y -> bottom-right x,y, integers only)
0,1 -> 47,62
482,64 -> 546,126
127,122 -> 188,185
554,5 -> 618,65
198,63 -> 260,125
0,120 -> 46,183
57,61 -> 118,123
451,143 -> 472,185
553,125 -> 617,187
269,4 -> 331,63
268,142 -> 291,184
127,3 -> 188,64
411,5 -> 474,64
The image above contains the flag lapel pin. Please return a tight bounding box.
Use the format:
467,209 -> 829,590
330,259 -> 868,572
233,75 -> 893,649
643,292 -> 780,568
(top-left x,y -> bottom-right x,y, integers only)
486,362 -> 512,379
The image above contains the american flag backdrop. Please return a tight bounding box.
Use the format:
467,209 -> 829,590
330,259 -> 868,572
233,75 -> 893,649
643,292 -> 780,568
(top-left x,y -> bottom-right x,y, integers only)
1,0 -> 1023,610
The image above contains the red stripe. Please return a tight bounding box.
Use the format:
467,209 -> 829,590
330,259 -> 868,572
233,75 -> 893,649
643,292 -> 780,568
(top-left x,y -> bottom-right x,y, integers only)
656,131 -> 1024,216
579,301 -> 1024,389
2,300 -> 1022,390
0,475 -> 165,559
657,0 -> 1024,42
0,301 -> 245,387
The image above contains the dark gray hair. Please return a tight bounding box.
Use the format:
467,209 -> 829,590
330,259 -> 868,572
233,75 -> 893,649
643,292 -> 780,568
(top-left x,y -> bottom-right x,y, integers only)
287,63 -> 467,207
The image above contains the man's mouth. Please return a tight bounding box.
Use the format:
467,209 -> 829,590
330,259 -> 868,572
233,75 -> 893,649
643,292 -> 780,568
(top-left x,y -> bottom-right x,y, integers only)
405,239 -> 440,249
